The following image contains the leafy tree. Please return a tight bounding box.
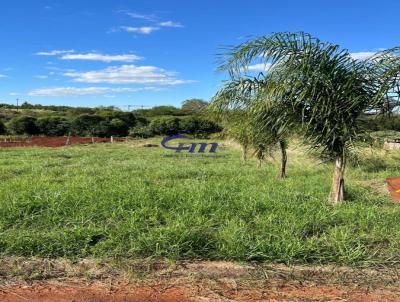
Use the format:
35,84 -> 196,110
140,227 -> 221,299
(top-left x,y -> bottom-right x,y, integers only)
107,118 -> 129,136
179,116 -> 221,137
135,116 -> 149,127
218,32 -> 400,202
96,110 -> 137,127
7,116 -> 39,135
36,116 -> 71,136
149,116 -> 181,135
71,114 -> 105,136
129,126 -> 154,138
181,99 -> 209,112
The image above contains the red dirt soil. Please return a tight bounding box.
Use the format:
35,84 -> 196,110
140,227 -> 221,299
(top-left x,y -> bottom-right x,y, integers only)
1,281 -> 399,302
1,259 -> 400,302
0,257 -> 400,302
0,136 -> 126,148
387,177 -> 400,202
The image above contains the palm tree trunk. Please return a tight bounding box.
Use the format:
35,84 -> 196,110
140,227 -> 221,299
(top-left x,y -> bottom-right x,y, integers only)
279,140 -> 287,179
330,155 -> 345,203
241,144 -> 248,161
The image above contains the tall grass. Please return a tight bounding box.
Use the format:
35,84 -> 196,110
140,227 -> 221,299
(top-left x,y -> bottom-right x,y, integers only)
0,141 -> 399,266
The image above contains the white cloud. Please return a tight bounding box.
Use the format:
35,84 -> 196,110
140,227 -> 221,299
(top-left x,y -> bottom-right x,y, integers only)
61,53 -> 142,62
123,11 -> 156,22
115,11 -> 183,35
247,63 -> 272,72
159,21 -> 183,28
63,65 -> 194,85
28,86 -> 159,97
35,50 -> 75,56
120,26 -> 159,34
0,74 -> 7,78
34,75 -> 48,79
350,52 -> 376,60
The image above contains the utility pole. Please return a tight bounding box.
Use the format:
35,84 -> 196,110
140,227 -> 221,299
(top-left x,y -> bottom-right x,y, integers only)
16,98 -> 19,112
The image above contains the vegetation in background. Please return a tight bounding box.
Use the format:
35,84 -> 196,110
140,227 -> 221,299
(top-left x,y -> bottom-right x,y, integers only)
0,99 -> 222,138
36,116 -> 72,136
181,98 -> 209,112
7,116 -> 40,135
151,116 -> 220,137
0,120 -> 5,135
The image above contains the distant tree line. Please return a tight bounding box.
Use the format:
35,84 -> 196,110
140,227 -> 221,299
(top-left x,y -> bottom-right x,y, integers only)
361,116 -> 400,132
130,116 -> 221,138
0,99 -> 221,138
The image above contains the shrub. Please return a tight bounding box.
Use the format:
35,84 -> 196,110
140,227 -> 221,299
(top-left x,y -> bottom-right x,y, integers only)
71,114 -> 105,136
362,116 -> 400,132
36,116 -> 71,136
107,118 -> 129,136
7,116 -> 39,135
149,116 -> 222,137
135,116 -> 149,127
179,116 -> 222,138
129,126 -> 154,138
149,116 -> 181,135
96,110 -> 137,127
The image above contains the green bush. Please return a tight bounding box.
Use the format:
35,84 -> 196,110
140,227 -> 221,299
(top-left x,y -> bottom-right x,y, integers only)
129,126 -> 154,138
72,114 -> 105,136
362,116 -> 400,131
149,116 -> 221,137
36,116 -> 71,136
96,110 -> 137,128
179,116 -> 221,138
149,116 -> 181,135
107,118 -> 129,136
7,116 -> 39,135
72,114 -> 130,137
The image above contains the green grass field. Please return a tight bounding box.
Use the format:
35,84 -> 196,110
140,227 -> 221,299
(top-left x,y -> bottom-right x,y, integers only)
0,140 -> 400,266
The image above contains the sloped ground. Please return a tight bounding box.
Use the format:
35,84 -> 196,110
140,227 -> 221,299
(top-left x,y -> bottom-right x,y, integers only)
0,258 -> 399,301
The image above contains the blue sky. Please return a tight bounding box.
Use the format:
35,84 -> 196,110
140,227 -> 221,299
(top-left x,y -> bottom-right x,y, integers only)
0,0 -> 399,109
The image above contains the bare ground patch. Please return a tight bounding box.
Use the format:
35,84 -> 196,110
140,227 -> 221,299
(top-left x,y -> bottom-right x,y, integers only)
0,258 -> 399,301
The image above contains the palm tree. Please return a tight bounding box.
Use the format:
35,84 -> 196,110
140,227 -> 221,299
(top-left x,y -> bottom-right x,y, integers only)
217,32 -> 400,203
224,111 -> 255,161
212,77 -> 290,178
